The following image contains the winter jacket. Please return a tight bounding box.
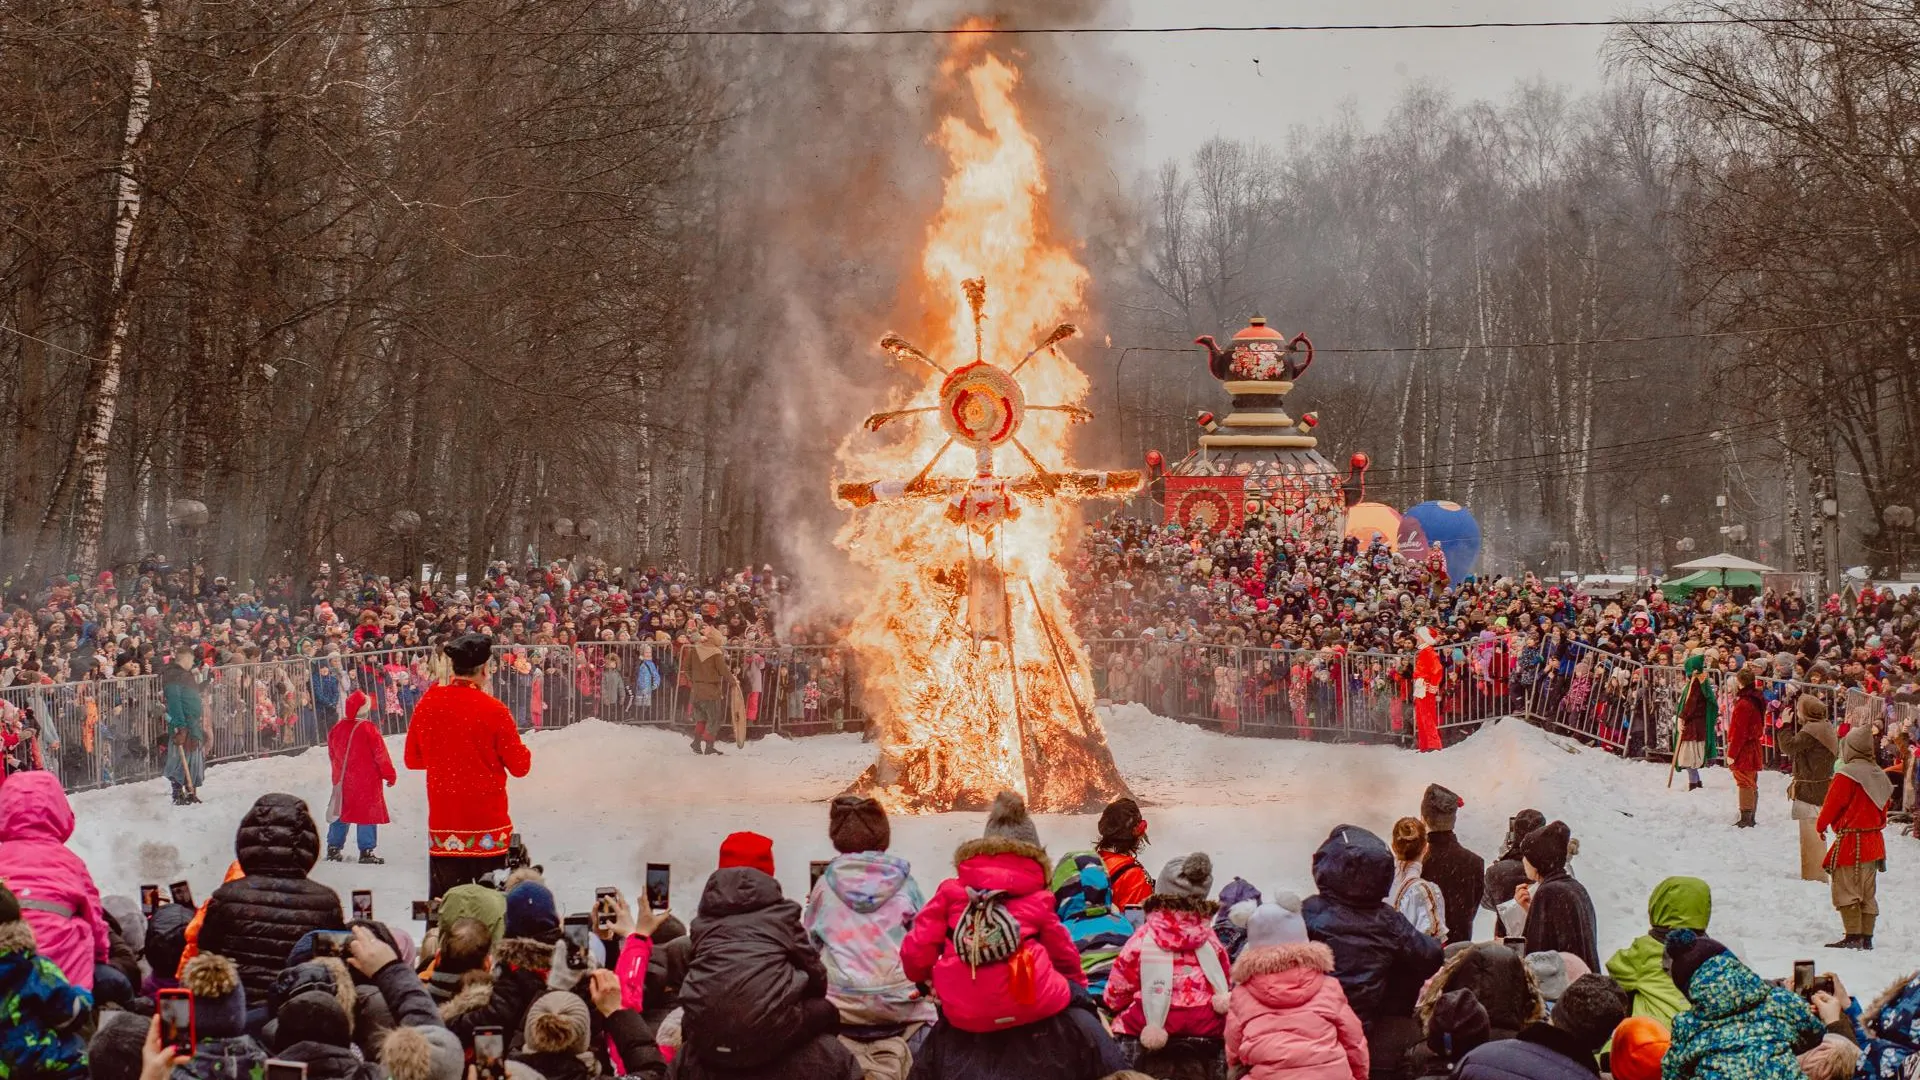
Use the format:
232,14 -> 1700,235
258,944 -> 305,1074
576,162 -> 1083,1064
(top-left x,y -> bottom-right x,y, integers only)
900,836 -> 1088,1033
0,771 -> 110,990
1413,943 -> 1545,1047
1420,830 -> 1484,947
0,921 -> 90,1078
326,713 -> 396,826
907,1000 -> 1129,1080
1727,688 -> 1765,773
1226,939 -> 1368,1080
1521,873 -> 1597,973
270,1040 -> 377,1080
679,866 -> 829,1071
1302,825 -> 1443,1029
1456,1023 -> 1601,1080
801,851 -> 935,1027
1604,877 -> 1710,1026
171,1035 -> 271,1080
198,794 -> 345,1003
1857,972 -> 1920,1080
1104,903 -> 1231,1039
1100,848 -> 1155,910
1816,772 -> 1889,869
1389,864 -> 1445,942
1663,953 -> 1823,1080
686,645 -> 730,703
1051,851 -> 1138,994
162,666 -> 205,741
672,1031 -> 861,1080
402,682 -> 532,857
441,936 -> 555,1051
1783,722 -> 1839,807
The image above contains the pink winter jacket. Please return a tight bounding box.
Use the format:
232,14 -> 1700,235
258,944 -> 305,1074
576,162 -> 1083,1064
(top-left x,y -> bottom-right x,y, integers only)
0,771 -> 110,990
899,839 -> 1087,1033
1105,905 -> 1232,1038
1226,941 -> 1369,1080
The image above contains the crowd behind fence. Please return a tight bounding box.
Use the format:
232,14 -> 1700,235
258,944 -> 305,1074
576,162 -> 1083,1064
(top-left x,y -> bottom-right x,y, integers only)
14,633 -> 1914,796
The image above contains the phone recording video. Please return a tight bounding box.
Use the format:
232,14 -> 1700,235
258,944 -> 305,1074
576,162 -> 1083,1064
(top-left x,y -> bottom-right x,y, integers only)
265,1061 -> 308,1080
169,881 -> 195,908
1793,960 -> 1816,995
351,890 -> 373,921
644,863 -> 670,914
310,931 -> 352,959
809,861 -> 830,891
562,914 -> 595,970
140,884 -> 162,918
158,988 -> 194,1054
474,1026 -> 506,1080
595,887 -> 619,930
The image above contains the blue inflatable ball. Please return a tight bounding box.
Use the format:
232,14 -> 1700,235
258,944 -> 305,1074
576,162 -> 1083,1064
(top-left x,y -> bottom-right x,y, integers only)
1402,501 -> 1481,580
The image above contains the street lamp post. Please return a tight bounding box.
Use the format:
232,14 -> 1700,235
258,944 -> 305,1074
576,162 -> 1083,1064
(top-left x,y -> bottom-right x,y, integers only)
167,499 -> 210,599
1885,504 -> 1914,578
1819,494 -> 1840,596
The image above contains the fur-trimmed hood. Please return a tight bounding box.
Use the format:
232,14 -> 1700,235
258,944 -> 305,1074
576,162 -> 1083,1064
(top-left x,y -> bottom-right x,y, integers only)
1416,942 -> 1544,1036
1863,971 -> 1920,1036
954,834 -> 1049,871
441,971 -> 496,1023
0,919 -> 36,956
1233,940 -> 1335,982
1143,894 -> 1219,917
494,935 -> 557,973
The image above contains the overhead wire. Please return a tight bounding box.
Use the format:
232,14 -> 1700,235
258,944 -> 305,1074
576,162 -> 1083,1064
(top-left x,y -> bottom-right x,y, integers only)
6,13 -> 1917,39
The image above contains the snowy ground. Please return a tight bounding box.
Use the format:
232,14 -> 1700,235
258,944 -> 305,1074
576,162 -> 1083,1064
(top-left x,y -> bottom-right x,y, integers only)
67,705 -> 1917,996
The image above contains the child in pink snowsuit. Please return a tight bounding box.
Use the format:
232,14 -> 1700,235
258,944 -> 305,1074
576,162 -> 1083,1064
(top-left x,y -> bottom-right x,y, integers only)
1227,895 -> 1368,1080
0,771 -> 111,990
899,791 -> 1086,1033
1105,853 -> 1232,1049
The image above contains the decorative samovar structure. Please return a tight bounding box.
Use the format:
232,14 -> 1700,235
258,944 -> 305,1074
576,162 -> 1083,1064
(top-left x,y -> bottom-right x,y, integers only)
1160,316 -> 1348,539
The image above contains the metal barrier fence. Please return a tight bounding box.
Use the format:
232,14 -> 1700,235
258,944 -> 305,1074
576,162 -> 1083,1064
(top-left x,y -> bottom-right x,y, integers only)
1086,637 -> 1520,744
12,631 -> 1915,796
7,641 -> 862,795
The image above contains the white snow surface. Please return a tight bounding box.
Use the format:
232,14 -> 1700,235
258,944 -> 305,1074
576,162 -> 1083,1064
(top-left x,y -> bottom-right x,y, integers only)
68,705 -> 1917,996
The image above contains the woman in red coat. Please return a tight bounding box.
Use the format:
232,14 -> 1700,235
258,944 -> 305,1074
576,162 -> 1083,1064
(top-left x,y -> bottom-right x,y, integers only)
326,689 -> 397,864
1816,724 -> 1893,950
1726,667 -> 1766,829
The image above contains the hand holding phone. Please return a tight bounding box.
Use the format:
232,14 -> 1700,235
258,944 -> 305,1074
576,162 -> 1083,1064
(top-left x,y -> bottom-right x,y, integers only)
157,988 -> 194,1056
144,1013 -> 190,1074
561,914 -> 596,971
644,863 -> 670,914
1792,960 -> 1816,995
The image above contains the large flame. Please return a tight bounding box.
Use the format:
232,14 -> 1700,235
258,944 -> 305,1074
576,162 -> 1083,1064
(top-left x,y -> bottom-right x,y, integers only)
833,42 -> 1126,813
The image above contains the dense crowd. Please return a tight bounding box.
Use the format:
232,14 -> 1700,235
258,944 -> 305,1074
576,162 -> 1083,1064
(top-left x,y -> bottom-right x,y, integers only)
0,769 -> 1913,1080
1070,517 -> 1920,695
0,558 -> 807,688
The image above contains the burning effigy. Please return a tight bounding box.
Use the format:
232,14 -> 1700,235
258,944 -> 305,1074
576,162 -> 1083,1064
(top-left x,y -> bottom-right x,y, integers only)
832,43 -> 1135,813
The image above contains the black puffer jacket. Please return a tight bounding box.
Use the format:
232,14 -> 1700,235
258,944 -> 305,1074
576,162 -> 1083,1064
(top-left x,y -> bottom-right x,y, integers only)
1303,825 -> 1444,1028
678,867 -> 829,1073
199,794 -> 345,1002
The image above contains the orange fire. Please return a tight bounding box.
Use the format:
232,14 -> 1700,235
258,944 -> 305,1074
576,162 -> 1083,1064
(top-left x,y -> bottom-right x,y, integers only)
833,40 -> 1133,813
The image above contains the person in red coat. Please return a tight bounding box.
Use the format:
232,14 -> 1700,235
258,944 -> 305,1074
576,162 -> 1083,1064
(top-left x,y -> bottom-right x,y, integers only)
1816,724 -> 1893,950
326,689 -> 397,864
1726,666 -> 1766,830
1412,626 -> 1444,752
404,633 -> 533,899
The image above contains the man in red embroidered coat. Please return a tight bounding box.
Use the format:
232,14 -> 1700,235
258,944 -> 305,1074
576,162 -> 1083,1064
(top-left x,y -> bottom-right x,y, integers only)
1816,724 -> 1892,950
405,633 -> 532,899
1412,626 -> 1444,752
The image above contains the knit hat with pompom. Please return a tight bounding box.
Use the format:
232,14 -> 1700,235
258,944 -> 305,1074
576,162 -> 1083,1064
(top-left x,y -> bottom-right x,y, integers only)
382,1024 -> 465,1080
524,990 -> 591,1054
182,953 -> 248,1039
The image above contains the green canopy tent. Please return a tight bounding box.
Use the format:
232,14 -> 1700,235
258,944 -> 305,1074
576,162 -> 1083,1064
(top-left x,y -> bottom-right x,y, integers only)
1659,568 -> 1764,598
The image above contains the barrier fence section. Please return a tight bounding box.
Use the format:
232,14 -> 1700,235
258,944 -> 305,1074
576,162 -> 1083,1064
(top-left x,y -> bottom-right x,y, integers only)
15,634 -> 1913,796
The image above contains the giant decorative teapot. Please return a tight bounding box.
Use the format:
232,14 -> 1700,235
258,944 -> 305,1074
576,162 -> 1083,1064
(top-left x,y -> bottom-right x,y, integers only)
1195,317 -> 1313,384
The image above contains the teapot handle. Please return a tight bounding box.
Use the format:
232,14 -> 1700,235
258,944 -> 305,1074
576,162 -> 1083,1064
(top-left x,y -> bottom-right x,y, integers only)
1289,333 -> 1315,377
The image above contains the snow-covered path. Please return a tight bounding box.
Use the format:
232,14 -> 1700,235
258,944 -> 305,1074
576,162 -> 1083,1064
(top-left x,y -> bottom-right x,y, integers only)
68,705 -> 1917,995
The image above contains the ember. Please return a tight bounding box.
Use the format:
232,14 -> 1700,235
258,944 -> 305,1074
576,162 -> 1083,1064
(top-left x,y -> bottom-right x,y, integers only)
833,41 -> 1135,813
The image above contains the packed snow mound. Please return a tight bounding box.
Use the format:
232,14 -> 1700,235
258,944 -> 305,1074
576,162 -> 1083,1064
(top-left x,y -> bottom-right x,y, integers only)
66,706 -> 1914,994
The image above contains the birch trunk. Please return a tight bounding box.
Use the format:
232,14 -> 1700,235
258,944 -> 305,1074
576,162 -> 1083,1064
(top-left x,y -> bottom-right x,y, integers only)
33,0 -> 160,572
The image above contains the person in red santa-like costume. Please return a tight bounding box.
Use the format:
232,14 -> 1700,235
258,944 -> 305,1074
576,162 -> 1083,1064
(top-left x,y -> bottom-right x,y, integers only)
1412,626 -> 1444,752
404,632 -> 533,899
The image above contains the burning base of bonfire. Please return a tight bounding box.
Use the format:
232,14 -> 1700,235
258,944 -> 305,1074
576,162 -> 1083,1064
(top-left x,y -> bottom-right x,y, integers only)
839,560 -> 1127,814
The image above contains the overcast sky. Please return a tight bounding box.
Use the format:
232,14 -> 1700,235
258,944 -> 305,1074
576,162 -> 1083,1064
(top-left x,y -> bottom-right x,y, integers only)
1106,0 -> 1629,163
